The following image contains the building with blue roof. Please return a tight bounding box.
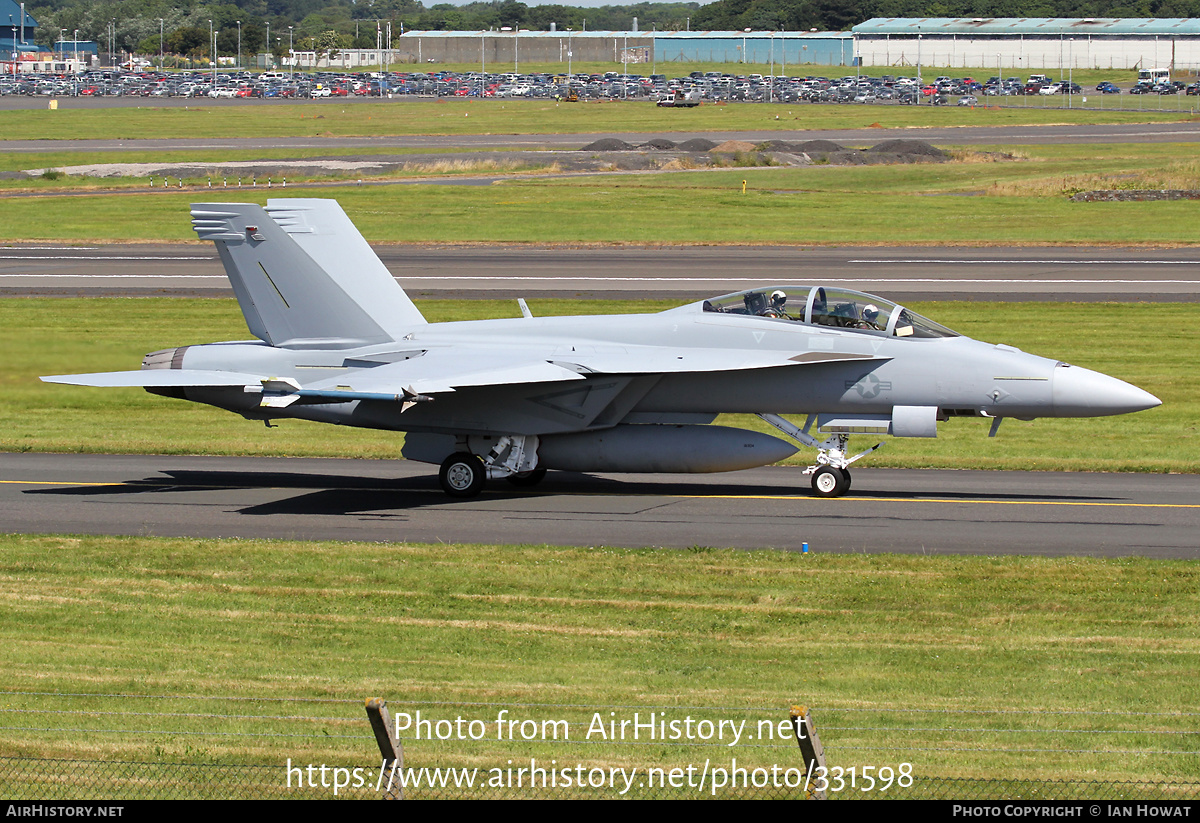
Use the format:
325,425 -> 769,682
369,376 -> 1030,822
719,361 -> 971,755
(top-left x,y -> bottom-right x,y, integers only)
390,29 -> 854,69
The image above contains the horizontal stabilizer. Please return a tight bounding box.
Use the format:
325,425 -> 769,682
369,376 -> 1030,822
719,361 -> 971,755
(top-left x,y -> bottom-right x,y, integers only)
41,370 -> 264,388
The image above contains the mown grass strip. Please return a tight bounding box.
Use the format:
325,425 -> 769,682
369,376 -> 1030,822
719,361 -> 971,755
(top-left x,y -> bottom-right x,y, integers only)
3,142 -> 1200,245
1,98 -> 1190,143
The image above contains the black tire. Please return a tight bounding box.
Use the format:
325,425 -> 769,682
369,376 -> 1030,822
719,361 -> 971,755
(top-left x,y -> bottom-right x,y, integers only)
811,466 -> 850,498
506,468 -> 547,488
439,452 -> 485,498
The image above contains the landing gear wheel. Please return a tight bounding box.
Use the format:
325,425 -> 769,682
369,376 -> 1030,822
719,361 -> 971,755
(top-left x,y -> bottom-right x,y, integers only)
439,452 -> 485,498
506,468 -> 547,488
811,466 -> 850,498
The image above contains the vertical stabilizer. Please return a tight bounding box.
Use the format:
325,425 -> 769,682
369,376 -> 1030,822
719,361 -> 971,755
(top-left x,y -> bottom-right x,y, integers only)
191,200 -> 426,350
266,199 -> 426,338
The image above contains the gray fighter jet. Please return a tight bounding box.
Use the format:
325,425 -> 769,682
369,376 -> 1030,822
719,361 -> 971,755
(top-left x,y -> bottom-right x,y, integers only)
43,199 -> 1161,499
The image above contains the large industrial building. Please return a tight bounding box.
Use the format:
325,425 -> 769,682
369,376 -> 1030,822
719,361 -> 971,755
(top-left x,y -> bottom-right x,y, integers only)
389,29 -> 852,70
851,18 -> 1199,72
386,20 -> 1198,74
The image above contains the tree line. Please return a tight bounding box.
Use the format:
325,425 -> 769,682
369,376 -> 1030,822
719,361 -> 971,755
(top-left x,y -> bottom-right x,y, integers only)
26,0 -> 1200,60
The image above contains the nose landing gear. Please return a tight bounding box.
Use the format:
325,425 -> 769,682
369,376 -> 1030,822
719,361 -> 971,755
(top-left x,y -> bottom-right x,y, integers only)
756,413 -> 882,499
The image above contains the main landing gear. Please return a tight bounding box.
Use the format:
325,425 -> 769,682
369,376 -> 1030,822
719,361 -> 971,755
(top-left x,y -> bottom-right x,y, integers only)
756,413 -> 883,499
439,452 -> 485,498
437,435 -> 542,498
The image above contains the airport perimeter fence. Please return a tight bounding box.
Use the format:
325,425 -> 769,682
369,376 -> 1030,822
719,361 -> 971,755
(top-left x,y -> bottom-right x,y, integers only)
2,758 -> 1199,800
1,692 -> 1197,800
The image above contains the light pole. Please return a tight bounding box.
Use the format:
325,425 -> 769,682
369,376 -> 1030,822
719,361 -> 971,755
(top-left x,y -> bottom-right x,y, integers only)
769,30 -> 774,101
237,21 -> 241,69
1068,37 -> 1074,109
158,19 -> 163,71
288,26 -> 293,79
625,33 -> 630,97
916,26 -> 922,101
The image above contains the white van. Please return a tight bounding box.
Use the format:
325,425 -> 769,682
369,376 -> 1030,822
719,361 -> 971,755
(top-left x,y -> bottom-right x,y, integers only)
1137,68 -> 1170,86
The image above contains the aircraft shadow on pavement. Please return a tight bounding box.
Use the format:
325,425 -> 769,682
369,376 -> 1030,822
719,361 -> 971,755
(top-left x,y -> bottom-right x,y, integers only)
23,468 -> 1115,517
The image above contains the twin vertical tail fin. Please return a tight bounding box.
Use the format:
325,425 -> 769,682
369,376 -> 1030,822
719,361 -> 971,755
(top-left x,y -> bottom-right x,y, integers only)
191,199 -> 426,350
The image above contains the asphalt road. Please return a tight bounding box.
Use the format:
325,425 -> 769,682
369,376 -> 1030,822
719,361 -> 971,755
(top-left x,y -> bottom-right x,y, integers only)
3,243 -> 1199,301
3,453 -> 1194,557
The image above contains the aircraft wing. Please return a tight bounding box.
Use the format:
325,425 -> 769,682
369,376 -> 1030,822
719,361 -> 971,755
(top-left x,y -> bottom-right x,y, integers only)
564,347 -> 885,374
303,351 -> 585,397
301,346 -> 885,398
40,347 -> 886,409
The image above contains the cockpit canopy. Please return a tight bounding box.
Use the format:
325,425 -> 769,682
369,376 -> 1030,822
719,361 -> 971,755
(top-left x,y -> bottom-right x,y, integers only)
700,286 -> 958,339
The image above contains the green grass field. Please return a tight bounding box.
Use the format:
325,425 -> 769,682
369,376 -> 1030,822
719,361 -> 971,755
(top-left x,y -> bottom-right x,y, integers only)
4,141 -> 1200,246
2,534 -> 1196,788
2,96 -> 1192,143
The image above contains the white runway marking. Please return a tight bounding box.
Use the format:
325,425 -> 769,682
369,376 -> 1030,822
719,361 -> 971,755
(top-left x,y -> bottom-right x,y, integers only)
852,259 -> 1200,265
0,255 -> 212,261
0,274 -> 225,279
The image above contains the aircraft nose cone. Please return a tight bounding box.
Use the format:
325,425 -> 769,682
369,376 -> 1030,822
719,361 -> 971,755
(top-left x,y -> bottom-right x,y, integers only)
1052,365 -> 1161,417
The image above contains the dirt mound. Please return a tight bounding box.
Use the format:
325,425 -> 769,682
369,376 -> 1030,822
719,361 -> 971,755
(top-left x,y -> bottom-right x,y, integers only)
581,138 -> 635,151
676,138 -> 718,152
796,139 -> 846,153
868,139 -> 946,158
711,140 -> 758,153
639,138 -> 678,150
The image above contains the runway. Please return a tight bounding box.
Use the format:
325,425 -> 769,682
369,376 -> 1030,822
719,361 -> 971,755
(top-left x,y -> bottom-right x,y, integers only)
3,243 -> 1198,301
2,453 -> 1196,558
4,120 -> 1200,150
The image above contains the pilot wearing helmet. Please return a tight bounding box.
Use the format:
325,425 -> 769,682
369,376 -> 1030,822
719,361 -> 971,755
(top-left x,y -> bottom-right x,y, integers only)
861,303 -> 885,330
760,289 -> 793,320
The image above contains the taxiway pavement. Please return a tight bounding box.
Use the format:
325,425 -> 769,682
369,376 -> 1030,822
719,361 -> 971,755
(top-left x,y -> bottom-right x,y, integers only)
3,453 -> 1195,558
